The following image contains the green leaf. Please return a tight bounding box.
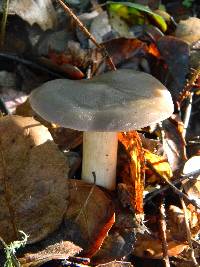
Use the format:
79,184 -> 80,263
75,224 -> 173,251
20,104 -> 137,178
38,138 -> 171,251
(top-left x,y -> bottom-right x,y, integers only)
107,1 -> 167,32
2,231 -> 28,267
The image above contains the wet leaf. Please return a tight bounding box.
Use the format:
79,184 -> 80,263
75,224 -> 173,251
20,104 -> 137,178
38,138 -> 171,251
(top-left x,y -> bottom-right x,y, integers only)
107,2 -> 167,32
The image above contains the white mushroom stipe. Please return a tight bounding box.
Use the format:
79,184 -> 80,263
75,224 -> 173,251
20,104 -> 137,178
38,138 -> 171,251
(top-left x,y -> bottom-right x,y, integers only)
82,132 -> 118,190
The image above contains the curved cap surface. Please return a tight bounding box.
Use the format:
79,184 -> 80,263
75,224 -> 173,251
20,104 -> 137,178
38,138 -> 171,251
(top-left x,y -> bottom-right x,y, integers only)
30,69 -> 174,131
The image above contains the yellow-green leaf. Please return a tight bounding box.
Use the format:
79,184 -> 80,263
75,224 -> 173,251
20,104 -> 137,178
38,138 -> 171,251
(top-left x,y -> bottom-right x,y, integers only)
107,1 -> 167,32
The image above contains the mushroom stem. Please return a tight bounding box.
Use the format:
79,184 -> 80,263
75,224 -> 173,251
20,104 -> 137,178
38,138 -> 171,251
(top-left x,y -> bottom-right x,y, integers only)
82,132 -> 118,190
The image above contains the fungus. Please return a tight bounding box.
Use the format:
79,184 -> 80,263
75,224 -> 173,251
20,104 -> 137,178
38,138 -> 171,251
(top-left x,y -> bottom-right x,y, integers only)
29,69 -> 174,190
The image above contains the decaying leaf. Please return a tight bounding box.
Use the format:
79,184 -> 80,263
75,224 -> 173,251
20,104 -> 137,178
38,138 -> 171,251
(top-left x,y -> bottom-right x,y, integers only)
167,205 -> 200,241
156,36 -> 190,102
97,261 -> 134,267
118,131 -> 145,216
0,115 -> 69,244
64,179 -> 115,256
162,117 -> 187,172
19,240 -> 82,267
133,232 -> 188,259
182,156 -> 200,203
0,0 -> 57,31
133,203 -> 200,260
174,17 -> 200,45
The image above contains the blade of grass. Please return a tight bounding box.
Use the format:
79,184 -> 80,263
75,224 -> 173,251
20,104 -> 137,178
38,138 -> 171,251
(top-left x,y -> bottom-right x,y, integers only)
0,0 -> 10,47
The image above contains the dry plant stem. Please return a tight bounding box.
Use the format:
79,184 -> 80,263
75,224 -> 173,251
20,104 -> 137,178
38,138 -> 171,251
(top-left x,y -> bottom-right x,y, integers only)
146,161 -> 200,209
0,0 -> 9,47
159,200 -> 170,267
56,0 -> 116,71
182,92 -> 193,138
144,168 -> 200,203
180,195 -> 199,267
178,64 -> 200,106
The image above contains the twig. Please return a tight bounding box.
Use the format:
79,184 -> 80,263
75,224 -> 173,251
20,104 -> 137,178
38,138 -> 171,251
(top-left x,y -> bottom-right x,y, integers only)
182,92 -> 194,138
0,52 -> 64,78
0,0 -> 9,47
144,169 -> 200,203
180,195 -> 199,267
145,161 -> 200,209
159,199 -> 170,267
178,65 -> 200,106
56,0 -> 116,71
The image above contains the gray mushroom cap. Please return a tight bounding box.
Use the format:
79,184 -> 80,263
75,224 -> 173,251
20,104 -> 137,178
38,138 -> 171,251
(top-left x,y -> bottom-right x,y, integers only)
30,69 -> 174,131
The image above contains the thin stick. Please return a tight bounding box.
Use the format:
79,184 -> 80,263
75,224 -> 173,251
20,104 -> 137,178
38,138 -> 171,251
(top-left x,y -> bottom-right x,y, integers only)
56,0 -> 116,71
0,0 -> 9,47
146,161 -> 200,209
159,199 -> 170,267
180,195 -> 199,266
178,65 -> 200,106
144,168 -> 200,203
182,92 -> 194,138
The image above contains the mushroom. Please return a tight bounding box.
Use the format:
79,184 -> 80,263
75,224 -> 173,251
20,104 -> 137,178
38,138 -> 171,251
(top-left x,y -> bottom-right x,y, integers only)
29,69 -> 174,190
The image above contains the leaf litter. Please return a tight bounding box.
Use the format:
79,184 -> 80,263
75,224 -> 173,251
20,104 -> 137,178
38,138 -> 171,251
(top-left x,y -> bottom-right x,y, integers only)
0,0 -> 200,267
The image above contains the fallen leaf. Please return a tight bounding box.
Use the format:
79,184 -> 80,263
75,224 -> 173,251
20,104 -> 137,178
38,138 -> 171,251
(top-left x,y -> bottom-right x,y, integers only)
97,261 -> 134,267
144,149 -> 173,184
182,156 -> 200,204
133,233 -> 188,259
107,2 -> 167,32
0,0 -> 57,31
156,36 -> 190,102
118,131 -> 145,215
167,205 -> 200,241
19,240 -> 82,267
162,116 -> 187,172
0,115 -> 69,244
64,180 -> 115,256
175,17 -> 200,45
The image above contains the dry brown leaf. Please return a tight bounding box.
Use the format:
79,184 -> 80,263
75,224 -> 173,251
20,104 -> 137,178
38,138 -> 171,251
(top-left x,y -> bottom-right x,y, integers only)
97,261 -> 134,267
182,156 -> 200,203
19,240 -> 82,267
133,233 -> 188,259
167,205 -> 200,241
64,179 -> 115,256
118,131 -> 145,215
0,115 -> 69,244
0,0 -> 57,31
